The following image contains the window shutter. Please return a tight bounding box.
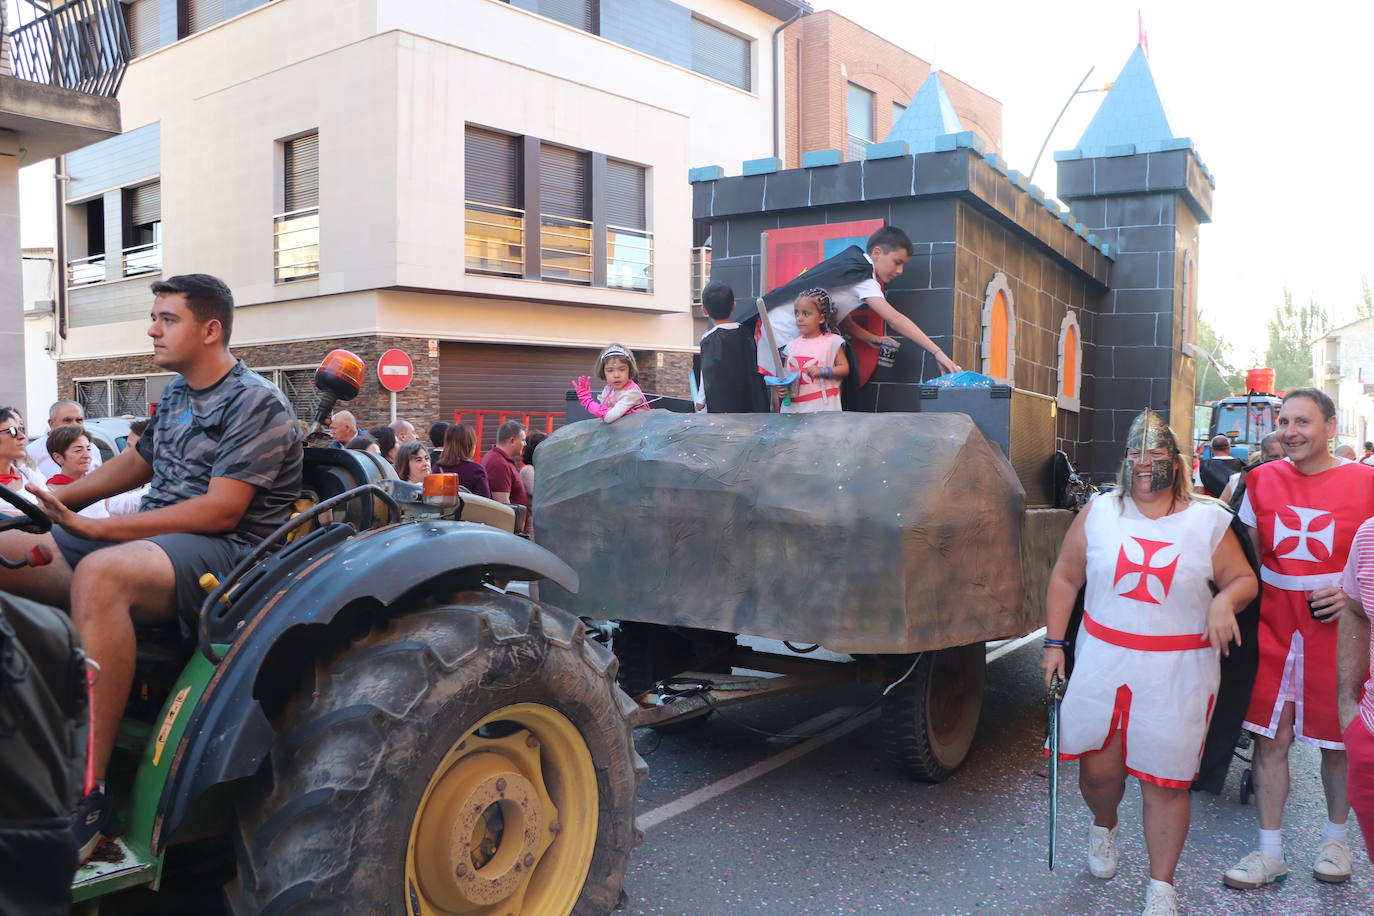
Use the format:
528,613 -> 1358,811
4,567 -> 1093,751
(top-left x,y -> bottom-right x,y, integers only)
127,0 -> 161,57
465,128 -> 521,208
129,182 -> 160,226
278,369 -> 317,420
539,0 -> 592,32
186,0 -> 223,34
539,144 -> 588,220
691,18 -> 749,91
114,378 -> 147,416
848,84 -> 874,142
604,160 -> 645,230
76,381 -> 110,419
284,134 -> 319,212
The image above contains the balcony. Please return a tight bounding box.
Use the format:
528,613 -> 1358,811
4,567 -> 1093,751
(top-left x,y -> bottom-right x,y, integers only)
464,201 -> 524,277
691,246 -> 711,304
273,208 -> 319,282
606,225 -> 653,293
121,242 -> 160,277
539,213 -> 592,285
846,134 -> 870,162
67,252 -> 105,285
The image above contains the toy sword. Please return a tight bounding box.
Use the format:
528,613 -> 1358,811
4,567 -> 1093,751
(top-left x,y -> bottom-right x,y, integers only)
1047,672 -> 1065,870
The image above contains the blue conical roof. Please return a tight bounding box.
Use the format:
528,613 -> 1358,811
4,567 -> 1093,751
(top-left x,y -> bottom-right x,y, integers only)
885,70 -> 964,153
1074,45 -> 1177,156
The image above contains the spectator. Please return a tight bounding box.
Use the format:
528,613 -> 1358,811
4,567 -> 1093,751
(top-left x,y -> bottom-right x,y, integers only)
1338,516 -> 1374,867
369,426 -> 398,463
27,399 -> 102,479
0,406 -> 46,510
436,423 -> 490,498
389,419 -> 416,445
346,434 -> 380,454
1195,434 -> 1245,497
106,419 -> 150,516
482,421 -> 528,529
1336,444 -> 1358,461
329,410 -> 357,448
394,440 -> 431,482
429,420 -> 450,466
1219,433 -> 1285,503
45,426 -> 109,519
1362,441 -> 1374,466
520,431 -> 547,501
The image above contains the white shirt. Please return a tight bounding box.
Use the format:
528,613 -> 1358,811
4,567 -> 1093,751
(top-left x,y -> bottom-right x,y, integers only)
27,432 -> 103,479
0,465 -> 48,514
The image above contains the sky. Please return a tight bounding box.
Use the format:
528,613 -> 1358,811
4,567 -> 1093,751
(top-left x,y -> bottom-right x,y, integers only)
817,0 -> 1374,367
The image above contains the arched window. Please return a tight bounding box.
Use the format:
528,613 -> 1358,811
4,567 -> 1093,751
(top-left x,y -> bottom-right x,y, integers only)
1180,249 -> 1196,349
981,273 -> 1015,384
1057,310 -> 1082,412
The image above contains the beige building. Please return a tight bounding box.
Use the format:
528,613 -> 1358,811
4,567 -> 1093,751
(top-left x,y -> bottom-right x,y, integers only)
55,0 -> 810,430
1314,316 -> 1374,450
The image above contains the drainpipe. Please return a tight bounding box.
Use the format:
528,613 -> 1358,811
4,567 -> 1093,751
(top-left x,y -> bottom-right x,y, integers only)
772,6 -> 806,162
53,155 -> 66,342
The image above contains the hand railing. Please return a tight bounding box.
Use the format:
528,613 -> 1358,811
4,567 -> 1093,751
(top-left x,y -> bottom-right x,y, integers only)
8,0 -> 129,97
67,252 -> 105,285
121,242 -> 161,276
273,207 -> 319,282
464,201 -> 524,276
539,213 -> 592,284
607,225 -> 653,292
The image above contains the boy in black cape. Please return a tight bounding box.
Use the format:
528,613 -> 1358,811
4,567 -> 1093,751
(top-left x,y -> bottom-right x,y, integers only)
695,281 -> 770,413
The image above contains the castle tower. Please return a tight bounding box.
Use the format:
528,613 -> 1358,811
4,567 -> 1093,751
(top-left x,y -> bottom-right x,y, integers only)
885,71 -> 965,152
1055,44 -> 1215,464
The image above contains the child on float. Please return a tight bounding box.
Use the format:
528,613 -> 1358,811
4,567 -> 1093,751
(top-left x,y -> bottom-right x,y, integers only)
778,288 -> 848,414
572,343 -> 649,424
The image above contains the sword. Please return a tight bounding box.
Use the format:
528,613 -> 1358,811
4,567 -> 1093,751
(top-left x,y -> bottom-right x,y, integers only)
1047,672 -> 1065,870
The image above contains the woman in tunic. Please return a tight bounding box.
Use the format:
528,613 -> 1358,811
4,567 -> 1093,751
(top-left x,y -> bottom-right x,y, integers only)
1042,410 -> 1257,916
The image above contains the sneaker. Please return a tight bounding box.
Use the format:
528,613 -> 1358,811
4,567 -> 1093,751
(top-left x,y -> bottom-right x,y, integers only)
71,784 -> 109,861
1088,823 -> 1119,879
1313,838 -> 1353,883
1222,850 -> 1288,889
1142,880 -> 1177,916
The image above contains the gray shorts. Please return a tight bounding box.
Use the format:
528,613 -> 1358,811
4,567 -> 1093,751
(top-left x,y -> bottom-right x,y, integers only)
51,527 -> 254,624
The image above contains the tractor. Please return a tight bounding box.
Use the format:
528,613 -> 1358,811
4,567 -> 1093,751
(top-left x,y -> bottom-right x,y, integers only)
0,350 -> 641,914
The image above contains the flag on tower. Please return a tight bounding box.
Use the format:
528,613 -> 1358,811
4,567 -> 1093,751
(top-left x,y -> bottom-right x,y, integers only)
1138,11 -> 1150,57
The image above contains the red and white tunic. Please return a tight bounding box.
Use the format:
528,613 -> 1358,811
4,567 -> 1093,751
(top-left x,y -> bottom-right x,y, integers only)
1240,458 -> 1374,748
780,333 -> 843,414
1053,494 -> 1233,787
1341,517 -> 1374,737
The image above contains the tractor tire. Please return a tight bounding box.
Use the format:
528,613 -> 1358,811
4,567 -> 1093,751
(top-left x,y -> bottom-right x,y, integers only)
225,591 -> 644,916
880,643 -> 985,783
613,623 -> 735,734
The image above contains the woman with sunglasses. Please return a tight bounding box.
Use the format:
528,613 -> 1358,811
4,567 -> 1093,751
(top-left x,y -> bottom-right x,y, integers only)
0,406 -> 47,511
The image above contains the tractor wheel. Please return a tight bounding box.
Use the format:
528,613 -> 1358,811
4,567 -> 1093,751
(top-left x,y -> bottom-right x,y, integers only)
613,623 -> 735,733
880,643 -> 985,782
226,592 -> 644,916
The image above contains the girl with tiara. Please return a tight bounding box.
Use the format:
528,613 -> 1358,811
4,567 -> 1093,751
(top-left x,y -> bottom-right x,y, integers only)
572,343 -> 650,424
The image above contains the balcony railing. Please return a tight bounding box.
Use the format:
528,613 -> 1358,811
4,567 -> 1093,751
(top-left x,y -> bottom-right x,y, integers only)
274,207 -> 319,283
846,134 -> 870,162
9,0 -> 129,97
540,213 -> 592,285
691,246 -> 711,304
67,253 -> 105,285
606,225 -> 653,293
464,201 -> 524,276
121,242 -> 160,277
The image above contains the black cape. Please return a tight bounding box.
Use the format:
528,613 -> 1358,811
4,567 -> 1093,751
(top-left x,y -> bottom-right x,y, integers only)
1198,456 -> 1244,497
732,245 -> 875,324
697,325 -> 770,413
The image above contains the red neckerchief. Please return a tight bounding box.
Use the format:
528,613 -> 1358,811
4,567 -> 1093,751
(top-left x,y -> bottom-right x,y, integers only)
47,474 -> 75,486
0,468 -> 19,487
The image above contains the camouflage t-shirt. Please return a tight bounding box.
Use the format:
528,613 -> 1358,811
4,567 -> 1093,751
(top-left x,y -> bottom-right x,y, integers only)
136,360 -> 303,539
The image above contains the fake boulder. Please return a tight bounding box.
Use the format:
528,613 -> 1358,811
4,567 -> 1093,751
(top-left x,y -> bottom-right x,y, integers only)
534,410 -> 1034,654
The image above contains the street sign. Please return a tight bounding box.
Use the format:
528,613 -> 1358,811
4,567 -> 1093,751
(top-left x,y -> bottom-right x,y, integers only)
378,348 -> 414,393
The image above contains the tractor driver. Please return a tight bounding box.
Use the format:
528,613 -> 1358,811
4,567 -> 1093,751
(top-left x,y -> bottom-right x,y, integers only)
0,274 -> 303,860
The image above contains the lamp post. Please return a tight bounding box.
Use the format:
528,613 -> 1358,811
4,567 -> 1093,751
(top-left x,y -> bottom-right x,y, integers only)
1027,68 -> 1112,186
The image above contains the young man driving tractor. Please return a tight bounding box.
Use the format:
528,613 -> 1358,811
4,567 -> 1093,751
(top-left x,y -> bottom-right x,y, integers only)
0,273 -> 302,859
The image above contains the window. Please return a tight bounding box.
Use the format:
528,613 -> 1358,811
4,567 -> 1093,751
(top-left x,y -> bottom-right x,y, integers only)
181,0 -> 224,38
1057,311 -> 1082,412
892,101 -> 907,130
275,133 -> 319,282
538,0 -> 594,32
275,368 -> 319,419
691,17 -> 750,91
847,84 -> 875,161
114,378 -> 148,416
75,377 -> 151,418
981,273 -> 1015,384
76,380 -> 110,418
68,198 -> 106,285
125,0 -> 161,57
123,182 -> 161,276
605,159 -> 651,292
539,143 -> 591,285
465,127 -> 524,276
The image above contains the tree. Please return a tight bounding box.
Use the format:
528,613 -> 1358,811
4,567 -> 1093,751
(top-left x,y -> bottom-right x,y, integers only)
1360,276 -> 1373,320
1264,286 -> 1328,391
1194,315 -> 1240,402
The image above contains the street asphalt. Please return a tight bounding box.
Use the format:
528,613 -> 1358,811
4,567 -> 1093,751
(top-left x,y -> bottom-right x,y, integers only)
622,640 -> 1374,916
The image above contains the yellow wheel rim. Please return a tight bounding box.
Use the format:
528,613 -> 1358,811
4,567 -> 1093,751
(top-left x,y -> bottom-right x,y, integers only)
404,703 -> 599,916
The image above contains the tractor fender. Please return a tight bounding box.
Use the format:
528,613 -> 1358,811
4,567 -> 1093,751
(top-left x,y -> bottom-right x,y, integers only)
152,520 -> 578,851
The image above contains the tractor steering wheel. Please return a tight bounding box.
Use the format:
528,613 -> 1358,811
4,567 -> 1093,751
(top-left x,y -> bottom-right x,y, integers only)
0,483 -> 53,535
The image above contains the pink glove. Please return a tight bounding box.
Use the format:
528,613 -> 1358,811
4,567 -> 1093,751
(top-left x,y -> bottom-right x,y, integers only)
573,376 -> 610,418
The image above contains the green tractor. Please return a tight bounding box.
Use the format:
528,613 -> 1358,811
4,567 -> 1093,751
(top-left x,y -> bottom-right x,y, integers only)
0,352 -> 642,914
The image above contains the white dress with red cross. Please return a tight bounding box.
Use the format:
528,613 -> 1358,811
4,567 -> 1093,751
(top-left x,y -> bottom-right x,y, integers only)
1053,494 -> 1233,787
779,333 -> 843,414
1239,457 -> 1374,749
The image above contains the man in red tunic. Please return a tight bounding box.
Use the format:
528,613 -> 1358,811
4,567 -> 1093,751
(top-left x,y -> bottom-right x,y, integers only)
1223,389 -> 1374,890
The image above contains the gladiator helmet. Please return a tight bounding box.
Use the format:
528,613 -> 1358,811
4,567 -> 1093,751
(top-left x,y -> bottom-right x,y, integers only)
595,342 -> 638,380
1124,408 -> 1181,493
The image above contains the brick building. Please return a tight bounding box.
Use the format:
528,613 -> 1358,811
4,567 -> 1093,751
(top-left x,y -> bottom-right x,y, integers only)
780,10 -> 1001,169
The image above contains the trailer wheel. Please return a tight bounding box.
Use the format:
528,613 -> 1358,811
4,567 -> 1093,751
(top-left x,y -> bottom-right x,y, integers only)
226,593 -> 644,916
880,643 -> 985,782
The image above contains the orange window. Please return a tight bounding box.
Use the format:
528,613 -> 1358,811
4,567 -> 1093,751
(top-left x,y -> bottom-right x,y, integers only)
989,291 -> 1009,379
1062,324 -> 1078,398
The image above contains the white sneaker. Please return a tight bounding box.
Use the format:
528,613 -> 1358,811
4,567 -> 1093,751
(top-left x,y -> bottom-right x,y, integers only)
1088,823 -> 1119,879
1142,880 -> 1177,916
1222,850 -> 1288,889
1313,838 -> 1353,883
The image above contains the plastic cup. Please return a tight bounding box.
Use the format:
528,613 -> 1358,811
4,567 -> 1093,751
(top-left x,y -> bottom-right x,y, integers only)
877,339 -> 900,369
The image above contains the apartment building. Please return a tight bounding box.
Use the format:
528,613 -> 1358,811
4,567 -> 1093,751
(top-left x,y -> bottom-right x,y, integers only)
780,10 -> 1001,169
1314,317 -> 1374,450
55,0 -> 808,427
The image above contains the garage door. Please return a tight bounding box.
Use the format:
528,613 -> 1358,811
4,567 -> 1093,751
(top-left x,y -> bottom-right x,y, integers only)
439,342 -> 595,450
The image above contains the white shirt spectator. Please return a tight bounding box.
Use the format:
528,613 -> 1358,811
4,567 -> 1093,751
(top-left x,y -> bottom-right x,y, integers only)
27,433 -> 102,480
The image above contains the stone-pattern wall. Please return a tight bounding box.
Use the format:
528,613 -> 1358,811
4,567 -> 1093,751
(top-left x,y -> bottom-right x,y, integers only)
633,350 -> 694,400
58,334 -> 442,430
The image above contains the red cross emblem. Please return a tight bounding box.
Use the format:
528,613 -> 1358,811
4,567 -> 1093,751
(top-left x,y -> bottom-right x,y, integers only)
1113,537 -> 1179,604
